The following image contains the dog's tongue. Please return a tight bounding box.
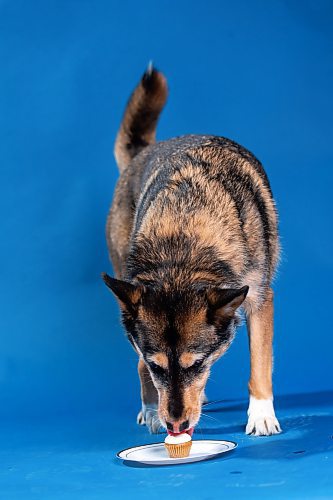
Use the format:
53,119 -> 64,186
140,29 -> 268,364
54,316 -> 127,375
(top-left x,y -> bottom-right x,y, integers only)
167,427 -> 194,437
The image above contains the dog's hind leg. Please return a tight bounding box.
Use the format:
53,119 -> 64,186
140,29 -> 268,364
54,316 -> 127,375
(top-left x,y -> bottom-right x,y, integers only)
137,359 -> 162,434
245,288 -> 281,436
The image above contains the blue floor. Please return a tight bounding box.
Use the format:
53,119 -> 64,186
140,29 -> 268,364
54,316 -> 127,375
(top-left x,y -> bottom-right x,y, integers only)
0,392 -> 332,499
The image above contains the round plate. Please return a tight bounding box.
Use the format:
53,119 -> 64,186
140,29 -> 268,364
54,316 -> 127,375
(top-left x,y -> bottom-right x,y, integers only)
117,439 -> 237,465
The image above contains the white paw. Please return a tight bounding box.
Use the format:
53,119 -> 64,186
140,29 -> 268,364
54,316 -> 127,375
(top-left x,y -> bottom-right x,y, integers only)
137,404 -> 162,434
246,396 -> 282,436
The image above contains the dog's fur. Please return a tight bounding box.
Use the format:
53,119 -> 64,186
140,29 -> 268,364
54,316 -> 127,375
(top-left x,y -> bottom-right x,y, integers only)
102,67 -> 281,436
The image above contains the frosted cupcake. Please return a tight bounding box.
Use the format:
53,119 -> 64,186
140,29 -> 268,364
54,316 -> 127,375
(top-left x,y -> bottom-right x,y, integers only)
164,432 -> 192,458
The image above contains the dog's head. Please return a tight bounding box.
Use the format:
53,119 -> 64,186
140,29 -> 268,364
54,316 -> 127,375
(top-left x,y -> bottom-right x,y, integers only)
102,273 -> 248,433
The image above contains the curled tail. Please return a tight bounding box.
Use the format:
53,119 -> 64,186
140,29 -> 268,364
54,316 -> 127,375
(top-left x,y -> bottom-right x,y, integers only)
114,65 -> 168,172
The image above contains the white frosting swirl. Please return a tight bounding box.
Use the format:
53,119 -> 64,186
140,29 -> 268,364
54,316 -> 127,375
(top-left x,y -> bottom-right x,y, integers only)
164,433 -> 192,444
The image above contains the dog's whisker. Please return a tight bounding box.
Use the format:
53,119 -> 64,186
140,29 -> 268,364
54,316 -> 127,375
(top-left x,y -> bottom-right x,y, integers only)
194,422 -> 205,437
200,412 -> 223,425
202,399 -> 225,407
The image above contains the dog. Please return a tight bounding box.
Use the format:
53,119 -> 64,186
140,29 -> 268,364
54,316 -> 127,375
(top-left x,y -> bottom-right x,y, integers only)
102,66 -> 281,437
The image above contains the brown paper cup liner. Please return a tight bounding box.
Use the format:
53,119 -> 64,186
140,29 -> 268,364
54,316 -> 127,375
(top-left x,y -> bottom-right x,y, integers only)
164,440 -> 192,458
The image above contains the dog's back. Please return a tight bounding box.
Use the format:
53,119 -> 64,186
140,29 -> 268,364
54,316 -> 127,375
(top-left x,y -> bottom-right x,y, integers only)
107,67 -> 280,312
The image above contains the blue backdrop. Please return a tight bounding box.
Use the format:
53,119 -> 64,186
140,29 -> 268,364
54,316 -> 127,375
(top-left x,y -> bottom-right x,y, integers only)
1,0 -> 332,422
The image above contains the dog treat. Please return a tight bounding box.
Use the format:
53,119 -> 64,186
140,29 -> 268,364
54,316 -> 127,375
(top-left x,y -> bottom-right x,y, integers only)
164,432 -> 192,458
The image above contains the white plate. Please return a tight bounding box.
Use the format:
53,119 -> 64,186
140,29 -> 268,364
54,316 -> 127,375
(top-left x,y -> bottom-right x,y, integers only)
117,439 -> 237,465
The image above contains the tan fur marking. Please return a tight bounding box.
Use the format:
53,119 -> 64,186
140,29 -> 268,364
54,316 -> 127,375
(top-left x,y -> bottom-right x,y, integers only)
182,371 -> 209,423
247,288 -> 274,399
148,352 -> 169,369
179,352 -> 204,369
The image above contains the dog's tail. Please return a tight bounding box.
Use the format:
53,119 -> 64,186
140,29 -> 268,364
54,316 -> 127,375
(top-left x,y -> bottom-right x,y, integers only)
114,64 -> 168,172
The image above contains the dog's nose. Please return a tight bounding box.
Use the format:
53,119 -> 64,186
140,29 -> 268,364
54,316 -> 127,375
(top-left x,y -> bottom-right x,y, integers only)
166,419 -> 189,433
179,419 -> 189,432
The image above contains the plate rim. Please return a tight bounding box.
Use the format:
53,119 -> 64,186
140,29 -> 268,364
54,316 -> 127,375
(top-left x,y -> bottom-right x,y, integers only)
116,439 -> 238,461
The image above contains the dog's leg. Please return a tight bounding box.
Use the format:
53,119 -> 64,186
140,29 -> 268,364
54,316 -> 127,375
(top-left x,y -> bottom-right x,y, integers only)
136,358 -> 162,434
246,288 -> 281,436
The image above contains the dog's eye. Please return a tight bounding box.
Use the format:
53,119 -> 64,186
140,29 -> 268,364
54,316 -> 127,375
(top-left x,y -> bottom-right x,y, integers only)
184,359 -> 204,371
149,361 -> 166,374
192,359 -> 203,369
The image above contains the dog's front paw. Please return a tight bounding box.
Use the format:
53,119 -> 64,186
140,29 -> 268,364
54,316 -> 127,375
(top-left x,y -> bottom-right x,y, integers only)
246,396 -> 282,436
137,403 -> 162,434
246,415 -> 281,436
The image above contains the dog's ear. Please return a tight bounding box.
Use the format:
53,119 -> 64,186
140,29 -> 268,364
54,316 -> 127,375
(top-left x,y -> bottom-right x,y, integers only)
101,273 -> 144,313
206,286 -> 249,319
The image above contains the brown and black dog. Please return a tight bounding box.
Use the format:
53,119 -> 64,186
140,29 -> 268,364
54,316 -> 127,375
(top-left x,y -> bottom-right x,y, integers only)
102,66 -> 281,436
